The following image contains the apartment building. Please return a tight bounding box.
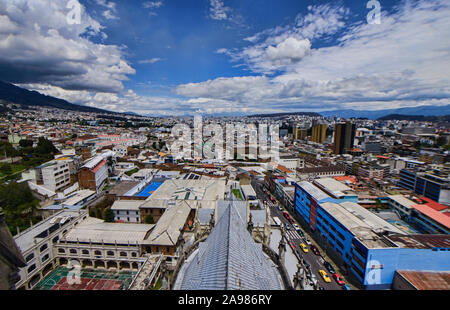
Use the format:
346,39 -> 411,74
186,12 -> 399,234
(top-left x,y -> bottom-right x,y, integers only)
78,156 -> 108,192
35,160 -> 71,192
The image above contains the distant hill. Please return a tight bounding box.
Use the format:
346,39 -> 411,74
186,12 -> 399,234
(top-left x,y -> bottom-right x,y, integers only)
0,80 -> 112,114
377,114 -> 450,122
320,105 -> 450,119
247,111 -> 321,118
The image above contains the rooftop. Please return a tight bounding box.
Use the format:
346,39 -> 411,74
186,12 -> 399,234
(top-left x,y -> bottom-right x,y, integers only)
63,217 -> 154,244
296,181 -> 331,202
148,179 -> 226,201
143,201 -> 194,246
387,234 -> 450,249
314,177 -> 357,198
396,270 -> 450,290
320,201 -> 404,249
110,200 -> 142,211
14,210 -> 82,253
175,200 -> 283,290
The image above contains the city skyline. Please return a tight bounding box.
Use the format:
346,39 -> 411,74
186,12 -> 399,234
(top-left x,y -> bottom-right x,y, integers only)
0,0 -> 449,116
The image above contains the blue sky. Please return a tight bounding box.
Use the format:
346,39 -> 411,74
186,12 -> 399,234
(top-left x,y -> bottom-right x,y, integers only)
0,0 -> 449,116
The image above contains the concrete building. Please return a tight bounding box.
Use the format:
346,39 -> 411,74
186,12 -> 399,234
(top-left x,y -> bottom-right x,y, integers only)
13,210 -> 87,290
333,122 -> 356,155
35,160 -> 71,192
293,182 -> 450,289
399,169 -> 449,205
312,124 -> 327,143
110,200 -> 142,223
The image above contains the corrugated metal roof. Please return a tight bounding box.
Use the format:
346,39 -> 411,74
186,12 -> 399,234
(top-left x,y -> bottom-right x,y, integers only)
396,270 -> 450,290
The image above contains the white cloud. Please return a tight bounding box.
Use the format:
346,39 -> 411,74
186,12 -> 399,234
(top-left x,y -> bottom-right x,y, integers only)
0,0 -> 134,93
177,1 -> 450,113
138,58 -> 163,64
95,0 -> 119,20
209,0 -> 231,21
143,1 -> 163,9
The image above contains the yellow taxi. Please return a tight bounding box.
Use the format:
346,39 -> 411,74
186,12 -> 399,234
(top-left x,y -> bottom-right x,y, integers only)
319,270 -> 331,283
299,243 -> 309,253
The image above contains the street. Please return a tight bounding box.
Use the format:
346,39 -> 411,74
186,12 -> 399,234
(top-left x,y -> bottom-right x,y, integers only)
251,178 -> 345,290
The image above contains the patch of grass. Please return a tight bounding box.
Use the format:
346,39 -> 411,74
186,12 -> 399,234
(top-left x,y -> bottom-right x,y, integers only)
232,189 -> 243,200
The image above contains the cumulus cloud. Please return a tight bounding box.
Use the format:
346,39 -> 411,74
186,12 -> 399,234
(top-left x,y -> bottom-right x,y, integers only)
0,0 -> 134,93
209,0 -> 231,21
143,1 -> 163,9
176,1 -> 450,114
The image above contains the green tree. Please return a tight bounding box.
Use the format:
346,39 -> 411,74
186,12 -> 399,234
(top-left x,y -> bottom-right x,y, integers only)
36,137 -> 58,155
436,136 -> 447,147
144,214 -> 155,224
19,139 -> 34,148
104,208 -> 115,222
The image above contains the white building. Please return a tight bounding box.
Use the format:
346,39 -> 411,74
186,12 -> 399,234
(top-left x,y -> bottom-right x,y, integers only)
111,200 -> 142,223
35,160 -> 71,192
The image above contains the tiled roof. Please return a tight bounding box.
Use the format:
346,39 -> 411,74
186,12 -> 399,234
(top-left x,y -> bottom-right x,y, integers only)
178,200 -> 283,290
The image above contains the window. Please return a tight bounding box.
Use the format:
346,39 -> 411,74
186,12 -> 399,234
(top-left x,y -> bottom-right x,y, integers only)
131,252 -> 137,257
40,244 -> 48,253
52,236 -> 59,243
41,254 -> 50,263
82,250 -> 89,255
58,248 -> 65,254
120,252 -> 127,257
107,251 -> 114,256
70,249 -> 77,254
25,253 -> 35,262
27,264 -> 36,274
94,250 -> 102,256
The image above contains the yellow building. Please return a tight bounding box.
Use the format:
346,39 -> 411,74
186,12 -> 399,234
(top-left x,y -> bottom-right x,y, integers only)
294,127 -> 307,140
312,124 -> 327,143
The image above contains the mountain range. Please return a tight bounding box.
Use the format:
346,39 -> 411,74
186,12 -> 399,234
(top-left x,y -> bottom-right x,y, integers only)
319,105 -> 450,119
1,81 -> 449,119
0,80 -> 110,114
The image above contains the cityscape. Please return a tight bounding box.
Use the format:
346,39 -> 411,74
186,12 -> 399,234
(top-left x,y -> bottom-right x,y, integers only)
0,0 -> 449,298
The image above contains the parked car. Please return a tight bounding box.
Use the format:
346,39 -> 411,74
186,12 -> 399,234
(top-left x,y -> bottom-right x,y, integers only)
282,211 -> 290,220
323,261 -> 336,274
297,229 -> 305,238
333,273 -> 345,286
310,245 -> 320,256
300,243 -> 309,253
292,223 -> 300,231
305,238 -> 311,245
342,284 -> 351,290
319,270 -> 331,283
288,217 -> 295,224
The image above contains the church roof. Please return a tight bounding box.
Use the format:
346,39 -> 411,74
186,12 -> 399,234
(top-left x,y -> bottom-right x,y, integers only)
177,200 -> 283,290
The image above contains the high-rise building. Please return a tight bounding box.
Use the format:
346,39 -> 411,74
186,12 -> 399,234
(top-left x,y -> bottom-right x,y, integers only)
311,124 -> 327,143
294,127 -> 307,140
333,122 -> 356,154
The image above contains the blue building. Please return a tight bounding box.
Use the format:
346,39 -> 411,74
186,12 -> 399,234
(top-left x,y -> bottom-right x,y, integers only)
293,181 -> 450,289
399,169 -> 449,205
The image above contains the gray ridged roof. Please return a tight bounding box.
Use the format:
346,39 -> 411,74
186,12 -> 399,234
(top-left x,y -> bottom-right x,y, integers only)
178,200 -> 283,290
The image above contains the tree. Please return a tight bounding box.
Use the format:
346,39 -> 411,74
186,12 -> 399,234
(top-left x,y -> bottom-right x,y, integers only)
145,214 -> 155,224
19,139 -> 34,148
36,137 -> 58,155
103,208 -> 115,223
436,136 -> 447,147
0,163 -> 12,175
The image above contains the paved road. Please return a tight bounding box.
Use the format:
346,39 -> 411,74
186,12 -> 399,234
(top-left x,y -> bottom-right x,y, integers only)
251,179 -> 345,290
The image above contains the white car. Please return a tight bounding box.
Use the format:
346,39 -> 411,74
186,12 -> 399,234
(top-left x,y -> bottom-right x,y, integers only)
293,223 -> 300,230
